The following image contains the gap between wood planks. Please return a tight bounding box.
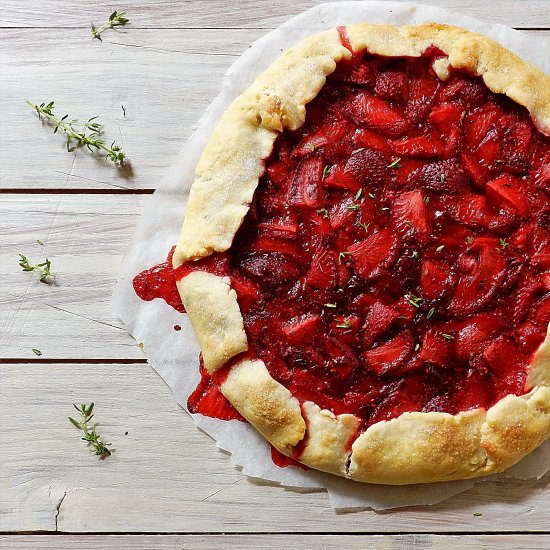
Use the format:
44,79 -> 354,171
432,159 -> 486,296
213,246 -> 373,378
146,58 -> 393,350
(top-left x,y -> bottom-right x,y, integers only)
1,530 -> 550,535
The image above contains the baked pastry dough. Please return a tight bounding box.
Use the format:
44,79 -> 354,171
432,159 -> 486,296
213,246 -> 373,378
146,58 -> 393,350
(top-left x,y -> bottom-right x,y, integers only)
173,23 -> 550,484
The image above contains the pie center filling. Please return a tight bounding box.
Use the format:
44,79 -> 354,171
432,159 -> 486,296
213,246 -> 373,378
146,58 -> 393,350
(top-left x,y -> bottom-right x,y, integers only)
182,47 -> 550,427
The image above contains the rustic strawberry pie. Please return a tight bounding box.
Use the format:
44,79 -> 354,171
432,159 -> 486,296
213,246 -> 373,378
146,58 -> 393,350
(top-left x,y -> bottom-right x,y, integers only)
170,23 -> 550,484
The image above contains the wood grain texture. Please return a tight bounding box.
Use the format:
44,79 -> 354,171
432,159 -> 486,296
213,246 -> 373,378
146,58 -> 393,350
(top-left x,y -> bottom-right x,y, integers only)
2,534 -> 550,549
1,0 -> 549,28
0,195 -> 144,359
1,363 -> 549,534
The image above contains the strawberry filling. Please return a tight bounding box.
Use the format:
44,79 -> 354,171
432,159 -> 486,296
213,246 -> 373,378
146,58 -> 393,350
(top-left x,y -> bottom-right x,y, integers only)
179,48 -> 550,428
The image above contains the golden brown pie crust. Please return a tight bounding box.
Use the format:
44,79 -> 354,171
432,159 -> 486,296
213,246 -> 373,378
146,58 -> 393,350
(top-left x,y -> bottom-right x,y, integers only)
173,23 -> 550,484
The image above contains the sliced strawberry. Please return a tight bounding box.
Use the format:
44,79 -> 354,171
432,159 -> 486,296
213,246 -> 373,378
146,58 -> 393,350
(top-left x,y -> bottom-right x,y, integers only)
416,329 -> 450,366
534,162 -> 550,192
439,77 -> 486,105
392,135 -> 445,159
406,73 -> 439,124
454,313 -> 505,361
445,193 -> 489,228
530,225 -> 550,270
486,175 -> 530,216
483,336 -> 527,378
288,156 -> 324,207
460,152 -> 488,189
450,242 -> 507,315
305,245 -> 338,290
349,92 -> 409,137
496,116 -> 533,174
514,321 -> 546,355
453,366 -> 493,412
369,379 -> 422,423
428,102 -> 463,132
323,165 -> 361,192
362,301 -> 401,345
420,260 -> 450,300
532,295 -> 550,327
332,60 -> 375,86
475,127 -> 501,167
353,128 -> 391,152
256,221 -> 298,238
281,314 -> 320,344
249,234 -> 301,258
347,228 -> 398,279
267,160 -> 288,185
323,336 -> 360,377
392,189 -> 430,243
374,70 -> 409,104
464,103 -> 501,149
239,254 -> 300,288
364,331 -> 414,375
230,273 -> 261,308
292,123 -> 349,159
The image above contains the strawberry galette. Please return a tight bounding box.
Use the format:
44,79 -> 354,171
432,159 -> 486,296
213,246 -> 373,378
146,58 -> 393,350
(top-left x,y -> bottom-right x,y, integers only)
171,23 -> 550,484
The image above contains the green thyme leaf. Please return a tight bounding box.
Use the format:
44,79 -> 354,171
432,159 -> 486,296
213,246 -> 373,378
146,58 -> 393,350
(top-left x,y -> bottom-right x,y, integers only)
91,10 -> 130,40
405,294 -> 422,308
338,251 -> 351,264
32,348 -> 42,356
426,308 -> 435,320
322,165 -> 332,180
69,402 -> 112,458
324,303 -> 337,308
436,245 -> 445,252
387,157 -> 402,169
336,318 -> 351,329
441,333 -> 454,340
19,254 -> 53,283
500,238 -> 509,249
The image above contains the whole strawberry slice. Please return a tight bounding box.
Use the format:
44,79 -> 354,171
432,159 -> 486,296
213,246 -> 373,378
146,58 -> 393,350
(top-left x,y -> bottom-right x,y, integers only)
453,365 -> 493,412
427,102 -> 464,133
392,189 -> 431,244
363,331 -> 414,375
231,273 -> 261,308
292,123 -> 349,159
323,165 -> 361,192
344,147 -> 388,186
347,228 -> 398,279
362,301 -> 401,345
416,329 -> 450,367
483,336 -> 528,380
405,74 -> 439,124
450,242 -> 507,315
305,244 -> 338,291
353,128 -> 391,152
408,159 -> 469,193
349,92 -> 409,137
374,70 -> 409,104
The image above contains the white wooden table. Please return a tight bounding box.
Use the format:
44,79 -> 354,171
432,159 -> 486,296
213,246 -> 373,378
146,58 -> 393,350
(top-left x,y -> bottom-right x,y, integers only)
1,1 -> 549,548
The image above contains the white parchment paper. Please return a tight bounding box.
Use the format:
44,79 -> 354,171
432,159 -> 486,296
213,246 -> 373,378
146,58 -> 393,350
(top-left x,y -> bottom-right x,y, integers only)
113,1 -> 550,510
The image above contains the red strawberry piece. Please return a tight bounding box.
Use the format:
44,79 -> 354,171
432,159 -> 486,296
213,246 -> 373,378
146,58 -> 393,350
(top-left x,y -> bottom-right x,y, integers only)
443,127 -> 461,158
353,128 -> 391,152
332,60 -> 376,86
439,77 -> 486,105
450,242 -> 507,315
329,197 -> 357,230
394,158 -> 425,186
256,221 -> 298,238
344,148 -> 388,186
374,70 -> 409,104
416,329 -> 450,366
362,301 -> 401,345
464,103 -> 501,149
514,321 -> 546,355
460,152 -> 488,190
249,234 -> 301,258
347,228 -> 398,279
369,382 -> 422,423
239,254 -> 300,288
496,116 -> 533,174
305,245 -> 338,290
453,366 -> 493,412
474,127 -> 501,167
288,155 -> 324,207
405,74 -> 439,124
323,165 -> 361,192
292,123 -> 349,159
483,336 -> 527,378
281,314 -> 320,344
267,160 -> 288,185
323,336 -> 360,377
408,159 -> 470,193
445,193 -> 489,228
420,260 -> 450,300
349,92 -> 409,137
427,102 -> 463,132
486,175 -> 530,216
392,135 -> 445,159
230,273 -> 261,308
534,162 -> 550,192
392,189 -> 431,243
363,331 -> 414,375
394,296 -> 418,321
530,226 -> 550,270
454,313 -> 505,361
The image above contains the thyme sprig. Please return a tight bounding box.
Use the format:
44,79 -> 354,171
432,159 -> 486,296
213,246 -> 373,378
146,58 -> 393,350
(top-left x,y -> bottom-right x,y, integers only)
69,403 -> 112,458
19,254 -> 53,283
91,11 -> 130,41
27,101 -> 125,165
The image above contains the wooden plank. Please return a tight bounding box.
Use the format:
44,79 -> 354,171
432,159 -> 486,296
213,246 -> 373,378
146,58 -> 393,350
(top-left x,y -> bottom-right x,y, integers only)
2,534 -> 550,549
1,363 -> 549,534
0,28 -> 262,190
0,195 -> 144,359
2,26 -> 549,191
1,0 -> 549,29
